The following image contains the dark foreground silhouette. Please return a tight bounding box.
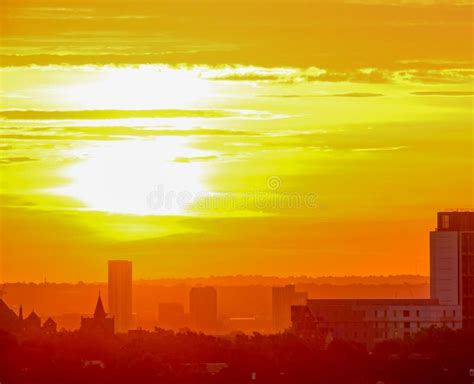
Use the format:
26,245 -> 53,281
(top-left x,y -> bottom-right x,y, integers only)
1,327 -> 473,384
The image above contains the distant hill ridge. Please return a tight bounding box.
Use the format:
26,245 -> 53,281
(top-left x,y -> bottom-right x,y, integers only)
4,274 -> 429,286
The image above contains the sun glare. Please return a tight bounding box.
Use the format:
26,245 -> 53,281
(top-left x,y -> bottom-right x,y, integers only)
62,66 -> 211,110
53,137 -> 215,215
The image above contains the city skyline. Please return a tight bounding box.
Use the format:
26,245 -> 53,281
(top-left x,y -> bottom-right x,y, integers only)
1,212 -> 473,382
2,211 -> 471,335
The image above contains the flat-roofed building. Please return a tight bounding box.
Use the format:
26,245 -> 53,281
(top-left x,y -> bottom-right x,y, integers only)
190,286 -> 217,331
108,260 -> 133,333
158,302 -> 188,329
292,298 -> 461,347
272,285 -> 308,331
431,211 -> 474,329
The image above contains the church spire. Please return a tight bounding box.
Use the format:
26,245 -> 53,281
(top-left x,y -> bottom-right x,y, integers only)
94,293 -> 107,319
19,305 -> 23,321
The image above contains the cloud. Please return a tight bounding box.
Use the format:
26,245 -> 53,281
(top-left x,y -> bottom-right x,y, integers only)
310,70 -> 392,83
204,66 -> 474,85
206,73 -> 284,82
201,66 -> 325,84
0,156 -> 37,164
204,67 -> 395,85
329,92 -> 385,97
352,146 -> 408,152
174,155 -> 218,163
259,92 -> 384,98
394,69 -> 474,84
58,127 -> 259,137
1,0 -> 472,72
0,126 -> 260,150
0,133 -> 122,141
258,94 -> 308,98
1,128 -> 259,144
0,109 -> 258,120
410,91 -> 474,96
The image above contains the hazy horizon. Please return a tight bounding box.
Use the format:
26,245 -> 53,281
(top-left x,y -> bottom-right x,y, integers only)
2,273 -> 429,285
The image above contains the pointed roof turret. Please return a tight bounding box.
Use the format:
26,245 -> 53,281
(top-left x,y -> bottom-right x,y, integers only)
94,294 -> 107,319
0,299 -> 20,331
24,309 -> 41,329
26,310 -> 40,322
43,317 -> 56,327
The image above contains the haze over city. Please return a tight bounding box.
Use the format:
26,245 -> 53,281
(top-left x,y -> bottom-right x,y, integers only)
0,1 -> 473,383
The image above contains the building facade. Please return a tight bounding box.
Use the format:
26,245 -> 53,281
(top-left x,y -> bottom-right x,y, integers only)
158,302 -> 187,329
292,299 -> 461,347
108,260 -> 133,333
431,211 -> 474,329
189,286 -> 217,331
272,285 -> 308,331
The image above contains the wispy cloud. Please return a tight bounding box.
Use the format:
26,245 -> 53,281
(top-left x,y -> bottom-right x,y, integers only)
259,92 -> 384,98
55,127 -> 259,137
329,92 -> 385,97
0,156 -> 37,164
2,0 -> 472,72
205,67 -> 474,85
410,91 -> 474,96
0,109 -> 268,120
0,109 -> 231,120
0,133 -> 122,141
0,127 -> 260,143
352,146 -> 408,152
174,155 -> 218,163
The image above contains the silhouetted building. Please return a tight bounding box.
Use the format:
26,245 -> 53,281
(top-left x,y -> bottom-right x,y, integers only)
159,302 -> 187,329
431,211 -> 474,329
42,317 -> 57,333
24,310 -> 41,332
272,285 -> 308,331
292,298 -> 461,347
291,212 -> 466,346
0,299 -> 21,332
80,294 -> 114,336
0,300 -> 58,335
108,260 -> 133,333
190,287 -> 217,331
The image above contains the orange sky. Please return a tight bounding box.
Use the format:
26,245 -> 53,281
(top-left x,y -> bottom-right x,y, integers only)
1,0 -> 473,282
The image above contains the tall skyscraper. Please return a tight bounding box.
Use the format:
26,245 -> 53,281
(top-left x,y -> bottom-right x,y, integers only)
430,211 -> 474,329
108,260 -> 133,333
272,285 -> 308,331
189,286 -> 217,331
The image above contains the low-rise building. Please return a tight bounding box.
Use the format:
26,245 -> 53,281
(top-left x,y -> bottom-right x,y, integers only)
292,298 -> 461,346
